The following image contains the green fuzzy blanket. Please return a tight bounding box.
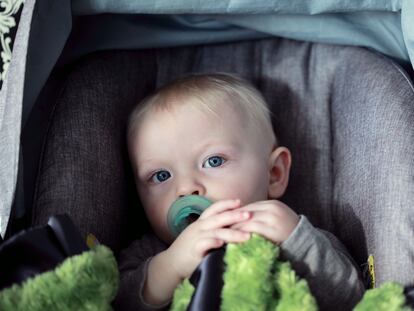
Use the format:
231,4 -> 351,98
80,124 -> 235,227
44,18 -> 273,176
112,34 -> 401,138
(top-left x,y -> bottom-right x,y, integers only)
0,245 -> 119,311
171,235 -> 408,311
0,235 -> 407,310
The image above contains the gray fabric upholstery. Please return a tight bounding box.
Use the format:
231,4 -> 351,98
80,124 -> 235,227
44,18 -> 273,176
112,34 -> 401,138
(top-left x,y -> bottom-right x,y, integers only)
31,51 -> 157,251
332,55 -> 414,285
31,37 -> 414,286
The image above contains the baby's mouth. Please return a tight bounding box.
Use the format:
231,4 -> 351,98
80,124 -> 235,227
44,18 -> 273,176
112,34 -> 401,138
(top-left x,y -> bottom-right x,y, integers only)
186,213 -> 200,224
167,195 -> 213,237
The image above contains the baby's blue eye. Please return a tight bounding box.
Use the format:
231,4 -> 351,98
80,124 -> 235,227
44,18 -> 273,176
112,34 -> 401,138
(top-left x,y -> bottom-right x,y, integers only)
203,156 -> 226,168
151,170 -> 171,183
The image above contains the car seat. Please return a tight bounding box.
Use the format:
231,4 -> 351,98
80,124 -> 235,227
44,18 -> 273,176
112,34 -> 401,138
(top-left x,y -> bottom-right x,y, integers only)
29,37 -> 414,287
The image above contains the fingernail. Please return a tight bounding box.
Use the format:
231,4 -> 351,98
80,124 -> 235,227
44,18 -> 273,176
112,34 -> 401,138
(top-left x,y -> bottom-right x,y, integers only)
243,212 -> 250,218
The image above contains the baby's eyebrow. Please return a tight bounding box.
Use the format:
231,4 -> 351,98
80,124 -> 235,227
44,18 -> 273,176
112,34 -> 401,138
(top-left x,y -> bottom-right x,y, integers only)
136,159 -> 161,175
138,158 -> 158,166
194,140 -> 236,154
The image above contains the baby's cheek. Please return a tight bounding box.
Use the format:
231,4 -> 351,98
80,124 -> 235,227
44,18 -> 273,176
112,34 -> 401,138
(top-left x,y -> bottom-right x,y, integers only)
244,181 -> 269,203
149,212 -> 173,243
143,198 -> 169,226
219,179 -> 266,205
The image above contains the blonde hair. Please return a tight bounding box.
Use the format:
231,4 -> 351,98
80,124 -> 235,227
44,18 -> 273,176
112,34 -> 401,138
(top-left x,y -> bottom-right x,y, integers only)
127,73 -> 276,146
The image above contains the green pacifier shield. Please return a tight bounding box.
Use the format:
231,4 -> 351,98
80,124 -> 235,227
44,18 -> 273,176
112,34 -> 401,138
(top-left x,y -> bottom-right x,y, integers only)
167,195 -> 213,237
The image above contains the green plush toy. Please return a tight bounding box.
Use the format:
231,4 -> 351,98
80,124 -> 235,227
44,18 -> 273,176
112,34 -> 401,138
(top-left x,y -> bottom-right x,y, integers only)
170,234 -> 409,311
0,245 -> 119,311
0,219 -> 406,311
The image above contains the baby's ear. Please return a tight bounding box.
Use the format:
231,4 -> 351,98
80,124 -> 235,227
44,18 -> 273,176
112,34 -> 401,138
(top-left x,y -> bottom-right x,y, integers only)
268,146 -> 292,198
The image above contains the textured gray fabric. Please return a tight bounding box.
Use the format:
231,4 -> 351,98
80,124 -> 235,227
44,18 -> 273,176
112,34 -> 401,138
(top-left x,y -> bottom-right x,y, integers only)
31,51 -> 157,251
332,51 -> 414,285
31,37 -> 414,288
0,0 -> 35,238
280,216 -> 364,309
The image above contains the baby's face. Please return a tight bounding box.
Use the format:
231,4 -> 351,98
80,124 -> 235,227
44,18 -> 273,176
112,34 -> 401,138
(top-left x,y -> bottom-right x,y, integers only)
129,100 -> 273,243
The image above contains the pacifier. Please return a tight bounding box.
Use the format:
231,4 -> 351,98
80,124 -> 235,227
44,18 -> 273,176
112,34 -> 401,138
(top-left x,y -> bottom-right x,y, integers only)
167,195 -> 213,238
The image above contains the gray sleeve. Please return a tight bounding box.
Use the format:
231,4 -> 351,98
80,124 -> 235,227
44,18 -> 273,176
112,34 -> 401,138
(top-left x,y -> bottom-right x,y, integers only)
280,216 -> 365,311
114,233 -> 170,311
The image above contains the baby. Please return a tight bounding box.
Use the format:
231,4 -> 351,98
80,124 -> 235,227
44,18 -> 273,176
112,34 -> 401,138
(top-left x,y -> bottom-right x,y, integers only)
115,73 -> 365,311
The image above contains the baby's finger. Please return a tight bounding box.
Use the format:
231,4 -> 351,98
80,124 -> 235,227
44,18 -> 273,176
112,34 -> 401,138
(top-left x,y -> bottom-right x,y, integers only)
233,221 -> 283,244
230,210 -> 275,230
231,221 -> 250,230
194,238 -> 224,257
240,211 -> 280,227
200,209 -> 250,230
238,205 -> 269,212
208,228 -> 251,243
199,199 -> 241,219
238,201 -> 283,212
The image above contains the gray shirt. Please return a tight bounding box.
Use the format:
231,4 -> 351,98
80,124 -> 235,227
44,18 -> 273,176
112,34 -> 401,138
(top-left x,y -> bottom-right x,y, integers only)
114,216 -> 365,310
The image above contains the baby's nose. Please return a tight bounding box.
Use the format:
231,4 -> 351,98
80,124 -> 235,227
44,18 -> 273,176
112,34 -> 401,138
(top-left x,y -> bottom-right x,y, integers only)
176,179 -> 205,198
179,190 -> 200,198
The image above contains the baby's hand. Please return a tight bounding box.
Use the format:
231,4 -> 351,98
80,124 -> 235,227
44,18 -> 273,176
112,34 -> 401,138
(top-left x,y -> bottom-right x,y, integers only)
166,199 -> 251,280
231,200 -> 299,244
